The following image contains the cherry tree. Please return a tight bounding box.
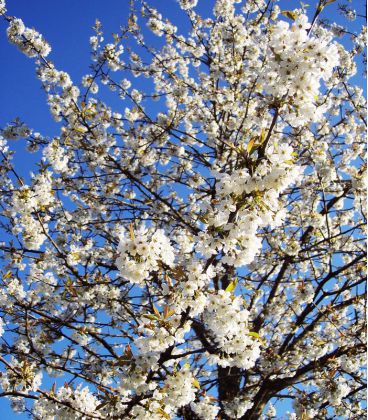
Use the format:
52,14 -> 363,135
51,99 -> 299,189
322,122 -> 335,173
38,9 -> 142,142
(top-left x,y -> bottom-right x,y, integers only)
0,0 -> 366,418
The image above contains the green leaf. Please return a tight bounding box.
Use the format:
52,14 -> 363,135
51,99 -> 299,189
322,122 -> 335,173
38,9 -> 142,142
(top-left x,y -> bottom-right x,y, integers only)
142,314 -> 159,321
248,331 -> 266,345
192,378 -> 201,389
259,127 -> 267,144
225,279 -> 238,293
3,271 -> 13,280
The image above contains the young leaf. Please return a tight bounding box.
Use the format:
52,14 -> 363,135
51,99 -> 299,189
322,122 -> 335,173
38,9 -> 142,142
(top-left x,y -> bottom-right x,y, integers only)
74,126 -> 87,133
192,378 -> 201,389
225,279 -> 238,293
152,304 -> 161,317
163,306 -> 175,319
124,344 -> 133,358
247,138 -> 256,155
156,408 -> 170,419
259,127 -> 267,144
3,271 -> 13,280
281,10 -> 298,20
129,222 -> 135,241
142,314 -> 158,321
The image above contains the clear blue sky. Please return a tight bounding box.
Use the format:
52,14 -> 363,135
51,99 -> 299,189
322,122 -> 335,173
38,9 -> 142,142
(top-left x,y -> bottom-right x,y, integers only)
0,0 -> 365,418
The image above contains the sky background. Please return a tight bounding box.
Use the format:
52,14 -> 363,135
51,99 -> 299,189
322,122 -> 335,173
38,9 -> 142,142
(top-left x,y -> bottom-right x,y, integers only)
0,0 -> 365,418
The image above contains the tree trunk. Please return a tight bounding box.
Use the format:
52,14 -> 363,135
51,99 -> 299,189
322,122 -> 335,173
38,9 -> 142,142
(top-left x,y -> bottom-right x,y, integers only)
218,366 -> 242,419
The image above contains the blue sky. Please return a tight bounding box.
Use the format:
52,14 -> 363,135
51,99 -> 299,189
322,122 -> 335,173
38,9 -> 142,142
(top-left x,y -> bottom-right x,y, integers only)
0,0 -> 365,418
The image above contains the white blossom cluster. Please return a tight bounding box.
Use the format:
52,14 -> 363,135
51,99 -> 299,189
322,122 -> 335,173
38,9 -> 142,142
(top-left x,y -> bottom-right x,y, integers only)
43,139 -> 69,173
0,0 -> 6,14
103,43 -> 124,71
128,368 -> 198,419
171,261 -> 214,317
134,314 -> 191,356
11,171 -> 55,250
116,226 -> 175,285
7,18 -> 51,57
33,385 -> 99,420
263,15 -> 340,126
0,359 -> 42,394
197,143 -> 303,267
223,395 -> 254,419
204,291 -> 261,369
190,396 -> 220,420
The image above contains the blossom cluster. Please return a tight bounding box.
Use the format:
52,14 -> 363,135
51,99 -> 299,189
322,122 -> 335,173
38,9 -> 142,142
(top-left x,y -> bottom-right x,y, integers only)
33,385 -> 99,420
205,291 -> 261,369
0,359 -> 42,394
197,143 -> 302,267
116,226 -> 175,285
11,171 -> 55,249
263,15 -> 340,125
7,18 -> 51,57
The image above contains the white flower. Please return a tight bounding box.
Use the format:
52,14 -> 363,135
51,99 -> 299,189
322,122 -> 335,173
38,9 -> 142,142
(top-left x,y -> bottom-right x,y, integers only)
117,226 -> 175,286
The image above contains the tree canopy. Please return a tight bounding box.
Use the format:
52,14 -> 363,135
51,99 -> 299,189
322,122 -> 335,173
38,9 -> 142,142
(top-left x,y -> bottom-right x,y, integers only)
0,0 -> 366,418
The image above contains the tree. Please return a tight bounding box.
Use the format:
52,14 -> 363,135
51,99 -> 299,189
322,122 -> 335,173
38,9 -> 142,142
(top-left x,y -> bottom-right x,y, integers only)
0,0 -> 366,418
